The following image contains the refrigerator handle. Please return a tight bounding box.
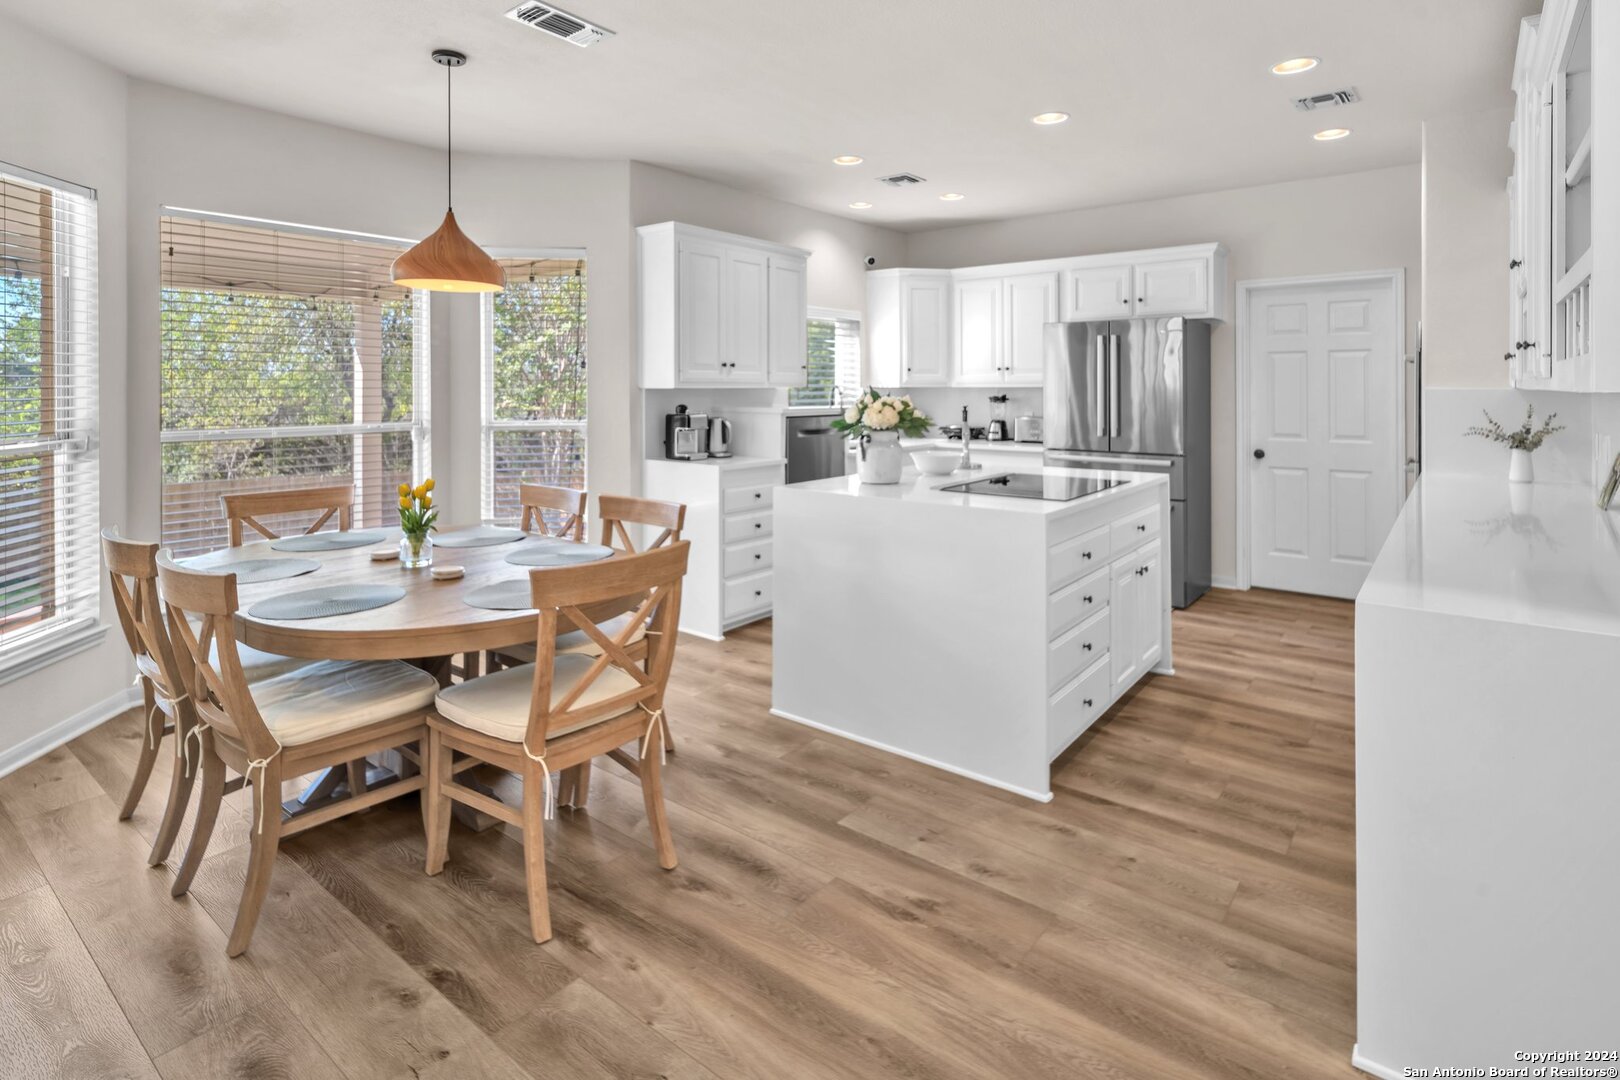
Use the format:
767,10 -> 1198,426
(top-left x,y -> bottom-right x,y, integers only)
1108,334 -> 1120,438
1094,337 -> 1106,435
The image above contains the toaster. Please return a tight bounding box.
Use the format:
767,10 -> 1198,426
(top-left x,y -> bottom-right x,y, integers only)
1014,415 -> 1043,444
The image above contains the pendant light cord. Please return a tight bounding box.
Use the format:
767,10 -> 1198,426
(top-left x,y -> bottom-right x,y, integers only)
445,59 -> 453,211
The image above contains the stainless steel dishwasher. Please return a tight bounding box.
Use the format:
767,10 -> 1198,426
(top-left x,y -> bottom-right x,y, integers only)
785,411 -> 848,484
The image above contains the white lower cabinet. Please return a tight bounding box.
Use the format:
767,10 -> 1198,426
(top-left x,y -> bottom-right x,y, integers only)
1044,495 -> 1171,760
642,460 -> 785,639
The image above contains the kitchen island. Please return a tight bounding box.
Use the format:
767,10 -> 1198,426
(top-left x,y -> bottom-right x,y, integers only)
771,465 -> 1172,800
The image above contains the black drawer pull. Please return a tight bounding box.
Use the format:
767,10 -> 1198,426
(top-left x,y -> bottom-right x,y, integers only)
754,590 -> 762,597
754,522 -> 763,529
1082,595 -> 1092,604
1083,698 -> 1094,708
1136,523 -> 1146,532
754,553 -> 762,560
1082,551 -> 1091,560
753,492 -> 762,499
1082,642 -> 1092,651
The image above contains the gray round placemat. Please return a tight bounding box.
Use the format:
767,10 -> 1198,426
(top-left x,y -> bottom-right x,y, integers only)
432,525 -> 527,549
463,579 -> 535,611
505,540 -> 615,567
248,584 -> 405,620
179,556 -> 320,584
268,530 -> 390,552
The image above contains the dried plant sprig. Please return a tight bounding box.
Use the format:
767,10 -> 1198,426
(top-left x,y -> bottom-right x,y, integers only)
1464,405 -> 1565,452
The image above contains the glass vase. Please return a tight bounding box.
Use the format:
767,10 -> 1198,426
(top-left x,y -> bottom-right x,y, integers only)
400,532 -> 433,568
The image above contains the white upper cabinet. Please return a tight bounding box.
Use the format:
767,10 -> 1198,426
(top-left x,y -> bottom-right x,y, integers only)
868,244 -> 1225,389
766,254 -> 808,386
1062,264 -> 1133,321
1508,0 -> 1614,392
868,270 -> 951,387
638,222 -> 811,388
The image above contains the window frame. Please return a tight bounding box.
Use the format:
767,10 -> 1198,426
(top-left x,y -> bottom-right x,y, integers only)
479,248 -> 589,526
790,306 -> 863,408
0,162 -> 103,684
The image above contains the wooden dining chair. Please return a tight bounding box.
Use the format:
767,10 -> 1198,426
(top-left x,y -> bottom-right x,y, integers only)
157,551 -> 439,957
102,529 -> 307,866
425,542 -> 690,943
518,483 -> 586,541
221,484 -> 354,547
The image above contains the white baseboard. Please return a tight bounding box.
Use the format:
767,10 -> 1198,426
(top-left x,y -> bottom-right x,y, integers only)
0,685 -> 141,780
767,707 -> 1054,803
1350,1045 -> 1401,1080
1211,575 -> 1243,590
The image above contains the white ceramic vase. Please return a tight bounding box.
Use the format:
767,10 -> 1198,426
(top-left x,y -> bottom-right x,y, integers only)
1508,448 -> 1533,484
857,431 -> 904,484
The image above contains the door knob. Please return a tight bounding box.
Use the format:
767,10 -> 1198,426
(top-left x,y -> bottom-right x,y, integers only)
1253,449 -> 1266,460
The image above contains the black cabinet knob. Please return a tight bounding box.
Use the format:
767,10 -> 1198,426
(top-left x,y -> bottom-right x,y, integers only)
754,493 -> 762,499
1083,698 -> 1093,708
754,553 -> 762,560
1082,551 -> 1091,560
754,522 -> 763,529
1136,523 -> 1146,532
1083,595 -> 1093,604
754,590 -> 762,597
1253,448 -> 1266,460
1082,642 -> 1092,651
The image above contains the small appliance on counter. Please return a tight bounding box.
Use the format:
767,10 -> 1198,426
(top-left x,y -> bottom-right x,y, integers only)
987,395 -> 1010,441
707,415 -> 733,458
1015,415 -> 1043,444
938,425 -> 988,441
664,404 -> 709,460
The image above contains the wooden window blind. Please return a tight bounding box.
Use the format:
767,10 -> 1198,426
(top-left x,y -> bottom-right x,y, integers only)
789,308 -> 862,407
0,166 -> 100,675
159,213 -> 429,556
481,256 -> 586,527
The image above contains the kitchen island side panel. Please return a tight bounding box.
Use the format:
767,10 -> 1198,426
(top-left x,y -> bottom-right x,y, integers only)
771,487 -> 1054,798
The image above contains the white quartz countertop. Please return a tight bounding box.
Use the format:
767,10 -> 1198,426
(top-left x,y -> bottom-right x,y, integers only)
648,455 -> 786,471
899,437 -> 1046,454
1358,475 -> 1620,637
781,464 -> 1167,517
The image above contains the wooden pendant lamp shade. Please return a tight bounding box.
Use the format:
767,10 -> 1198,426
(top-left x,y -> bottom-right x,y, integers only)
392,209 -> 504,293
393,49 -> 505,294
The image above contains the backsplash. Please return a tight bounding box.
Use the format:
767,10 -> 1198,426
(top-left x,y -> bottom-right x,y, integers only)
1425,386 -> 1620,500
891,387 -> 1045,438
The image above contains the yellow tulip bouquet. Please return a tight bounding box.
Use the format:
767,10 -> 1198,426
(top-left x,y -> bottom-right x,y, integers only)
398,478 -> 438,565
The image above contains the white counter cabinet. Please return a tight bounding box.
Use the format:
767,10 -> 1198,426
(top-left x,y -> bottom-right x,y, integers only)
1354,476 -> 1620,1077
643,457 -> 785,639
771,466 -> 1172,799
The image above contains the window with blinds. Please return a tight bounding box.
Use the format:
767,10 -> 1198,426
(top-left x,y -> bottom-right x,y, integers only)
482,256 -> 586,527
788,308 -> 862,407
160,214 -> 429,557
1,166 -> 100,674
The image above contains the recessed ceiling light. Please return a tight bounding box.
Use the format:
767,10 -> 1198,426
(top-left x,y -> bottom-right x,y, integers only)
833,155 -> 864,166
849,201 -> 873,209
1031,112 -> 1070,125
1272,57 -> 1320,75
1313,127 -> 1351,141
939,192 -> 966,201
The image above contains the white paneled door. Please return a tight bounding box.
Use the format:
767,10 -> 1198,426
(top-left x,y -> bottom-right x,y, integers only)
1246,275 -> 1402,599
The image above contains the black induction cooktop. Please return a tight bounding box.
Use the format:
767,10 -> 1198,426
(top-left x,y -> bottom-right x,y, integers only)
937,472 -> 1125,502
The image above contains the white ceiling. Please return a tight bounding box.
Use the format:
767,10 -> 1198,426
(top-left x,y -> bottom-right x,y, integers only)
2,0 -> 1537,231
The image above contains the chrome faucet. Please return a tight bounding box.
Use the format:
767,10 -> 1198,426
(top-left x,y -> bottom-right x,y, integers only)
957,405 -> 981,471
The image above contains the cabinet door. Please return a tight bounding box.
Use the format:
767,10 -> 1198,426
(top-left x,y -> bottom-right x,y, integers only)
767,254 -> 808,386
953,277 -> 1003,384
1004,272 -> 1058,384
1062,264 -> 1133,321
1109,557 -> 1140,694
724,246 -> 769,380
676,238 -> 726,381
1134,258 -> 1210,316
1132,539 -> 1164,673
902,276 -> 950,385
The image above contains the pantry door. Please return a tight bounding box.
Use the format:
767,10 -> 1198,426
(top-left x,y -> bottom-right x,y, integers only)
1242,273 -> 1404,599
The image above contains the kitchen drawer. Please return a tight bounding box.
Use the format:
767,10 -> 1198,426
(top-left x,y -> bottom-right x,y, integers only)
723,483 -> 774,514
723,571 -> 773,618
723,538 -> 773,578
723,510 -> 773,543
1048,525 -> 1110,591
1048,608 -> 1110,693
1048,565 -> 1108,636
1110,504 -> 1159,552
1047,656 -> 1110,759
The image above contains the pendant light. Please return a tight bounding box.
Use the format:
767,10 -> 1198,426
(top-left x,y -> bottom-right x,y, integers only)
392,49 -> 505,293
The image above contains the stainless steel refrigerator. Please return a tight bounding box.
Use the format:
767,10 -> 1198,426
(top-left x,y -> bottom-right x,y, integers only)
1042,318 -> 1211,608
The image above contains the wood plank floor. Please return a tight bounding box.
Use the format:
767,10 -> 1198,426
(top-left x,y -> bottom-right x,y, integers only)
0,587 -> 1359,1079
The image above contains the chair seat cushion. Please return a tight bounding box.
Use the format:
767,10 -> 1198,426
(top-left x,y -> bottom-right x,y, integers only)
249,659 -> 439,746
496,612 -> 647,664
184,616 -> 308,682
435,653 -> 643,744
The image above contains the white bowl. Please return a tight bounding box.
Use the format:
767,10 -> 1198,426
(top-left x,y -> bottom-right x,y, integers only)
911,450 -> 961,476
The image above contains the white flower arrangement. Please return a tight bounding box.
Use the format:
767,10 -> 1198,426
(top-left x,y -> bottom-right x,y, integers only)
831,388 -> 932,440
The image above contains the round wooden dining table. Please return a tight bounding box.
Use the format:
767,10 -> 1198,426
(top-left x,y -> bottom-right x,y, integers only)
199,525 -> 607,665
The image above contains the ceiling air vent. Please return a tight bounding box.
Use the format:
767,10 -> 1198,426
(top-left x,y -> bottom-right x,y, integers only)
876,173 -> 927,187
504,2 -> 614,47
1293,87 -> 1361,112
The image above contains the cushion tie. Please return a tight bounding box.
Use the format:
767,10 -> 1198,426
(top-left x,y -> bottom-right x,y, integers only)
181,717 -> 210,779
147,690 -> 191,750
638,703 -> 665,766
520,739 -> 557,821
243,747 -> 283,836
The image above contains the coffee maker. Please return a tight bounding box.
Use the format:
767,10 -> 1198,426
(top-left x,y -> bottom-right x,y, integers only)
664,405 -> 709,460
